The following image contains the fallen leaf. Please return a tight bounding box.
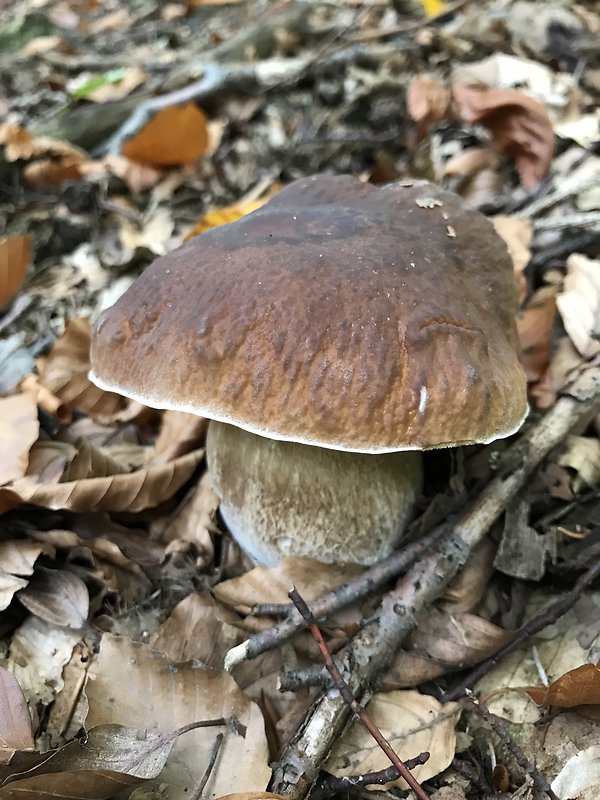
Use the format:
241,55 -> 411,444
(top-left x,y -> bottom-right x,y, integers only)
154,410 -> 208,461
184,197 -> 270,241
527,663 -> 600,708
8,616 -> 81,707
69,67 -> 147,103
0,542 -> 46,578
0,668 -> 34,765
558,436 -> 600,492
324,690 -> 460,789
556,254 -> 600,359
0,235 -> 30,309
152,593 -> 243,666
38,318 -> 129,419
17,567 -> 89,629
516,285 -> 558,384
406,75 -> 450,141
0,394 -> 39,485
88,8 -> 131,33
213,557 -> 362,616
0,724 -> 175,798
0,448 -> 203,515
122,103 -> 209,166
551,745 -> 600,799
0,124 -> 87,164
452,84 -> 554,188
492,216 -> 532,304
85,634 -> 271,799
81,155 -> 164,193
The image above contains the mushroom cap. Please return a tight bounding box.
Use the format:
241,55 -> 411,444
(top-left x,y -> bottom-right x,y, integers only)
90,175 -> 527,453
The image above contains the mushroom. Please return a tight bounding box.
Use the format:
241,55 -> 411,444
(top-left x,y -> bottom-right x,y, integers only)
90,175 -> 527,566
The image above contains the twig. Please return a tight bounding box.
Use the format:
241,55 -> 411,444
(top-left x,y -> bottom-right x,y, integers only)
289,588 -> 430,800
271,379 -> 600,799
176,716 -> 246,737
225,523 -> 447,670
311,754 -> 430,800
442,554 -> 600,702
465,690 -> 559,800
520,173 -> 599,219
191,732 -> 224,800
534,211 -> 600,232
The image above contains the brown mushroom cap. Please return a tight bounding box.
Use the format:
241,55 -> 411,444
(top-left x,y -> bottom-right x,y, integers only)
90,175 -> 527,452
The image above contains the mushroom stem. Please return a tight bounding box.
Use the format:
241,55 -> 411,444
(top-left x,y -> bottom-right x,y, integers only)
206,421 -> 423,566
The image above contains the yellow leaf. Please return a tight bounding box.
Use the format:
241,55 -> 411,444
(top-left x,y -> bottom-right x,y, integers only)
421,0 -> 445,15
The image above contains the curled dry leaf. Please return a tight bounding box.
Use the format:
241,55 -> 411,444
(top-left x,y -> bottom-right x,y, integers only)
558,436 -> 600,493
0,393 -> 39,485
556,254 -> 600,359
122,102 -> 209,166
0,234 -> 30,309
154,410 -> 208,461
0,448 -> 203,515
0,573 -> 29,613
0,541 -> 46,578
8,616 -> 81,707
38,317 -> 129,419
0,667 -> 34,765
213,557 -> 362,616
452,84 -> 554,188
526,663 -> 600,709
0,123 -> 88,188
0,724 -> 177,799
17,566 -> 89,629
492,216 -> 532,304
406,75 -> 451,141
85,634 -> 271,799
516,285 -> 558,385
324,690 -> 460,789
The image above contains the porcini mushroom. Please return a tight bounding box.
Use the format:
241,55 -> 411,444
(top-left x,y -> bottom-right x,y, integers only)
90,175 -> 527,565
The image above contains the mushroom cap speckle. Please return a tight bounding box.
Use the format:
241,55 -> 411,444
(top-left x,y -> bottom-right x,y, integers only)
90,175 -> 527,453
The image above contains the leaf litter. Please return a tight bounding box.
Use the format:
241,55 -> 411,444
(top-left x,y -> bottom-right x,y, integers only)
0,0 -> 599,797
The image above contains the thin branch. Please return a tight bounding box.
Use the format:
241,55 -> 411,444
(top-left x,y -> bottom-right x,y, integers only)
225,523 -> 448,670
191,732 -> 224,800
442,554 -> 600,702
311,753 -> 430,800
289,587 -> 430,800
465,690 -> 558,800
271,380 -> 600,799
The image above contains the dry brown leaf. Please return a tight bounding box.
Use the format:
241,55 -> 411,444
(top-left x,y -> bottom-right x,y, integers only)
152,592 -> 243,666
20,374 -> 65,420
440,537 -> 497,613
22,157 -> 86,188
21,35 -> 64,57
122,103 -> 209,166
0,124 -> 87,164
516,285 -> 558,384
527,663 -> 600,708
0,724 -> 176,798
17,567 -> 89,629
184,197 -> 268,241
442,146 -> 500,178
0,573 -> 29,613
161,472 -> 217,564
452,84 -> 554,188
325,690 -> 460,789
213,557 -> 362,615
556,254 -> 600,359
88,8 -> 131,33
492,216 -> 532,304
0,668 -> 34,765
0,235 -> 30,309
0,448 -> 203,515
406,75 -> 451,141
85,634 -> 271,799
38,318 -> 129,419
154,410 -> 208,461
0,394 -> 39,485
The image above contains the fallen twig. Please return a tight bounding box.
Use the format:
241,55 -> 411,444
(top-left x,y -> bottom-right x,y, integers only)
289,587 -> 430,800
465,690 -> 559,800
310,753 -> 430,800
442,554 -> 600,702
271,379 -> 600,799
225,523 -> 448,670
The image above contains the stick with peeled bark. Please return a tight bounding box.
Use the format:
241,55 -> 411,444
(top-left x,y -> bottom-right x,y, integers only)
271,378 -> 600,799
